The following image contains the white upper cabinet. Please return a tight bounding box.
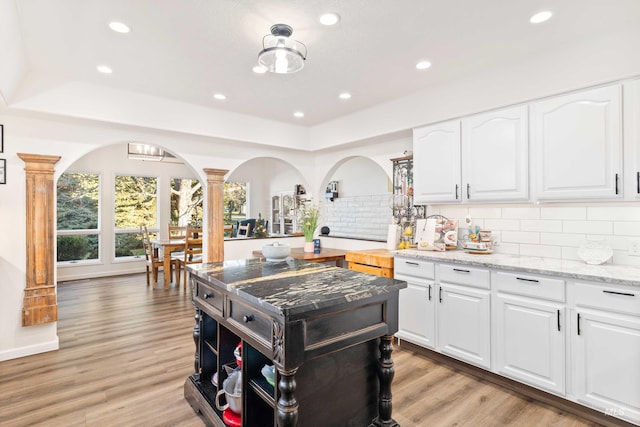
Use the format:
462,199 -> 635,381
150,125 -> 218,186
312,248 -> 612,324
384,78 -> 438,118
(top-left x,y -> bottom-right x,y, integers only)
531,84 -> 623,200
413,120 -> 461,203
624,79 -> 640,199
461,105 -> 529,201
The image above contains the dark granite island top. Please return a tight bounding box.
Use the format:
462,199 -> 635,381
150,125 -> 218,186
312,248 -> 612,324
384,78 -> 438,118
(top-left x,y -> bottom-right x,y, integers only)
185,258 -> 407,427
189,257 -> 406,317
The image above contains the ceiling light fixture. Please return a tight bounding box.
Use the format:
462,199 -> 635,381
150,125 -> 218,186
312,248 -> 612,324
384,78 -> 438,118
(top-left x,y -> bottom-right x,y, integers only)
530,11 -> 552,24
293,111 -> 305,118
252,65 -> 267,74
339,92 -> 352,100
258,24 -> 307,74
97,65 -> 113,74
109,21 -> 131,33
320,13 -> 340,26
416,60 -> 432,70
213,93 -> 226,100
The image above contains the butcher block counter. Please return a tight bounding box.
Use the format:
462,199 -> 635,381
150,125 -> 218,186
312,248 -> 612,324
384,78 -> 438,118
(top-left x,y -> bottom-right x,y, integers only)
183,257 -> 407,427
345,249 -> 395,278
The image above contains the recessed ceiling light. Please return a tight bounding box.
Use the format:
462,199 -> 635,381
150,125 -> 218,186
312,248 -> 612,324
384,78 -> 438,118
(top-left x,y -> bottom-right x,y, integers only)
109,21 -> 131,33
339,92 -> 352,100
97,65 -> 113,74
320,13 -> 340,26
213,93 -> 226,100
416,61 -> 432,70
252,65 -> 267,74
530,11 -> 552,24
293,111 -> 305,118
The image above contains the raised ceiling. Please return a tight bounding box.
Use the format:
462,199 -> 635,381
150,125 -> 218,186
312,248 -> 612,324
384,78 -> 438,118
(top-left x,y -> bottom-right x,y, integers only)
7,0 -> 640,127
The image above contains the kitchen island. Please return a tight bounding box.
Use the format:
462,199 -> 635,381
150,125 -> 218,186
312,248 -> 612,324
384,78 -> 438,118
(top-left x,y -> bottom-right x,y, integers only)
184,257 -> 407,427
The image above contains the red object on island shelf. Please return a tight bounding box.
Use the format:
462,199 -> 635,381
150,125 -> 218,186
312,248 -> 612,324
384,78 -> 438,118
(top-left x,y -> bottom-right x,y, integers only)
222,408 -> 241,427
234,341 -> 242,367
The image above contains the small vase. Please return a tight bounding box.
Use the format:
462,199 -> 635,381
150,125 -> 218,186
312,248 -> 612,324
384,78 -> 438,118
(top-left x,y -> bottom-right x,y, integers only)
303,241 -> 314,253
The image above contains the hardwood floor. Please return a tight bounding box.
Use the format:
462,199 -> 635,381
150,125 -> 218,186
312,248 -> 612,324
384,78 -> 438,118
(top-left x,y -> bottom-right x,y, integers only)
0,274 -> 606,426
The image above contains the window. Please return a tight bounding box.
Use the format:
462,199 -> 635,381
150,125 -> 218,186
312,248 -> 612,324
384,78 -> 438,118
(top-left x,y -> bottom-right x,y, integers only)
57,173 -> 100,262
170,178 -> 203,226
224,182 -> 247,225
114,175 -> 157,258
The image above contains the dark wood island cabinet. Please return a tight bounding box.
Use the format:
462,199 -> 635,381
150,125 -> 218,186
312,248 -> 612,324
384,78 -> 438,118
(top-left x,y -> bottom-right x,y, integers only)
183,258 -> 407,427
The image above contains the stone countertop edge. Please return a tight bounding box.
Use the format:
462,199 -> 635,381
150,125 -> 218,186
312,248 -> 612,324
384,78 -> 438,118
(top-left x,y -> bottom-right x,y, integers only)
394,249 -> 640,288
189,259 -> 407,318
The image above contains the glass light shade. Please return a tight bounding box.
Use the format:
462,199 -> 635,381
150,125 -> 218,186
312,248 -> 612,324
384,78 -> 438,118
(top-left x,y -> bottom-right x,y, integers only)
258,25 -> 307,74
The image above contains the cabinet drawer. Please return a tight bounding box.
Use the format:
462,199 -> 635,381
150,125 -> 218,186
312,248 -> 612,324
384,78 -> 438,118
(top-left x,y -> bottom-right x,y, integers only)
228,299 -> 272,346
196,281 -> 224,316
394,257 -> 435,279
438,264 -> 490,289
495,271 -> 565,302
570,282 -> 640,316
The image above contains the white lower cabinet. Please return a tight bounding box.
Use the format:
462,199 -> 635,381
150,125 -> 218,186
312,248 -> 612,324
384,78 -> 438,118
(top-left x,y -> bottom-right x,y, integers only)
437,282 -> 491,369
395,258 -> 436,348
495,294 -> 565,394
570,282 -> 640,425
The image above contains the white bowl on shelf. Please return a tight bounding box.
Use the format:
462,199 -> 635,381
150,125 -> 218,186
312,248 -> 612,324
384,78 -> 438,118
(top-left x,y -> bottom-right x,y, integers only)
261,243 -> 290,261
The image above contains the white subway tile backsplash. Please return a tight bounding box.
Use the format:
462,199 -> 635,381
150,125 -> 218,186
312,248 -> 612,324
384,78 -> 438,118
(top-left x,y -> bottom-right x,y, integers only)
561,247 -> 581,261
495,242 -> 519,255
520,244 -> 562,259
540,233 -> 586,247
437,207 -> 470,221
613,222 -> 640,236
520,219 -> 562,233
502,207 -> 540,220
541,207 -> 587,220
468,207 -> 502,219
563,220 -> 613,235
502,231 -> 539,244
484,219 -> 520,231
588,206 -> 640,221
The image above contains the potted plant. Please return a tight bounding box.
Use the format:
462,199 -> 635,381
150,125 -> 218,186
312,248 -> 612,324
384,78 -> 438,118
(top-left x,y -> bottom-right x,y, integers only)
300,203 -> 320,252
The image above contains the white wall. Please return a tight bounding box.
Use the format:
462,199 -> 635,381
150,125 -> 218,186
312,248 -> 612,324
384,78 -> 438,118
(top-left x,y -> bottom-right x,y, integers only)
327,156 -> 391,198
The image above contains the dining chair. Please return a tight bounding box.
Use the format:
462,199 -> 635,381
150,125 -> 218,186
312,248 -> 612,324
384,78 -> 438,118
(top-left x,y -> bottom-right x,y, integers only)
168,225 -> 187,240
236,223 -> 251,238
176,226 -> 203,287
141,225 -> 180,287
224,224 -> 234,238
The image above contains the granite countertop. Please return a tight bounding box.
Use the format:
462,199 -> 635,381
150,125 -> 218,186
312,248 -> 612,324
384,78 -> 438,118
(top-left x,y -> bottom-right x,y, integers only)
189,258 -> 407,317
395,249 -> 640,288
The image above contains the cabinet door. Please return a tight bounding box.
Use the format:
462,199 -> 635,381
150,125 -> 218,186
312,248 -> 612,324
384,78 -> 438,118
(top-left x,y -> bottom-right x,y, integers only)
572,309 -> 640,425
437,283 -> 491,369
462,105 -> 529,201
495,294 -> 564,395
626,79 -> 640,198
413,120 -> 461,203
531,84 -> 622,200
397,279 -> 436,348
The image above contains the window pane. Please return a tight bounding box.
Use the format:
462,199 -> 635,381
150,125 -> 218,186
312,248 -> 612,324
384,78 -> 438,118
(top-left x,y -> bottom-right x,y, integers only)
170,178 -> 203,226
115,231 -> 145,258
57,173 -> 99,230
224,182 -> 247,225
57,234 -> 99,262
115,175 -> 157,228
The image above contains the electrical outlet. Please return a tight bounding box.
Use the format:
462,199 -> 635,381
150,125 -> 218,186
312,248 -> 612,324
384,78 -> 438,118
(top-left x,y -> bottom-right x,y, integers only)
629,239 -> 640,257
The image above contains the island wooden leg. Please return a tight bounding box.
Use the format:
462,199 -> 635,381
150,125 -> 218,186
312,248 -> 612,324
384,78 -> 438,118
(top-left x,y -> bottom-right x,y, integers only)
370,335 -> 399,427
276,367 -> 299,427
192,306 -> 201,380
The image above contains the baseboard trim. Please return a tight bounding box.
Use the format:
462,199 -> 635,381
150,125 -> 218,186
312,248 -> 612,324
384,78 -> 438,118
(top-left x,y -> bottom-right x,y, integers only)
397,341 -> 636,427
0,337 -> 59,362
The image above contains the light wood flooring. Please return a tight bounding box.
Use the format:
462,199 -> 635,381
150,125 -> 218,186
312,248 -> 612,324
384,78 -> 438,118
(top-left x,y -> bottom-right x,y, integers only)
0,274 -> 609,426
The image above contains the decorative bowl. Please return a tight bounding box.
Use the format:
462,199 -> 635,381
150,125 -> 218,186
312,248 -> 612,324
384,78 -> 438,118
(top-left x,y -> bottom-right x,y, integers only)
261,243 -> 290,261
261,364 -> 275,386
577,240 -> 613,265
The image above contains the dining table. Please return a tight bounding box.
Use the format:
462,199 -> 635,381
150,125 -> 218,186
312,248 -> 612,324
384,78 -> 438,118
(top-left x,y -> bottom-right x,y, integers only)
151,238 -> 202,288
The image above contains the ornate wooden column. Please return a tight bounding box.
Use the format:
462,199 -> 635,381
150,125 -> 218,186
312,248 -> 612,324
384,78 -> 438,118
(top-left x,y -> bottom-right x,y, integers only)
18,153 -> 61,326
203,168 -> 228,263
